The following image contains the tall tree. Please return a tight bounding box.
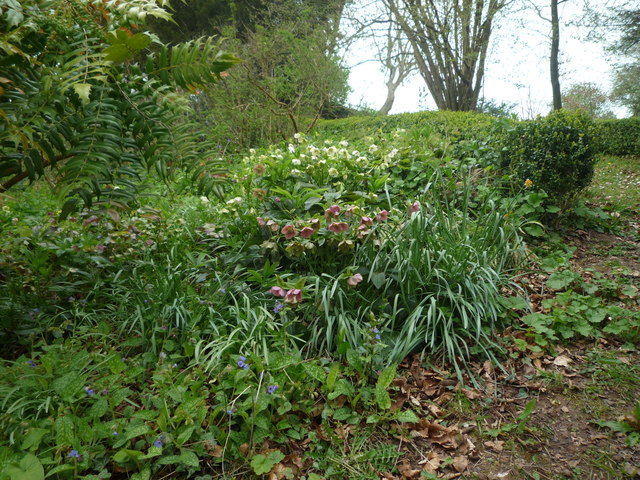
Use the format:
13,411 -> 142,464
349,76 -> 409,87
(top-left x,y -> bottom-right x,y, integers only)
550,0 -> 565,110
383,0 -> 509,111
609,7 -> 640,116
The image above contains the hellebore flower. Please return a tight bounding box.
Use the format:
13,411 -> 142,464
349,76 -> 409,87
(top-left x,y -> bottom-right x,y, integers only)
409,201 -> 420,216
324,205 -> 341,219
270,286 -> 286,297
281,224 -> 298,240
284,289 -> 303,304
309,218 -> 321,231
253,163 -> 266,175
266,220 -> 280,233
256,217 -> 267,227
300,226 -> 314,239
360,216 -> 373,227
347,273 -> 363,287
376,210 -> 389,222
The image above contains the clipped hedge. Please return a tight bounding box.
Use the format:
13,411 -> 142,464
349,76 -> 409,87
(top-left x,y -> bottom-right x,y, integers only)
315,110 -> 509,142
501,110 -> 596,205
595,117 -> 640,156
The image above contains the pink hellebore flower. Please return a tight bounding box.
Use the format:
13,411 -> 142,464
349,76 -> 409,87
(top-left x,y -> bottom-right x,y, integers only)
345,205 -> 356,217
266,220 -> 280,233
281,224 -> 298,240
300,226 -> 315,239
256,217 -> 267,227
329,222 -> 348,233
347,273 -> 363,287
284,289 -> 303,304
376,210 -> 389,222
409,201 -> 421,216
270,286 -> 286,297
325,204 -> 341,219
360,216 -> 373,227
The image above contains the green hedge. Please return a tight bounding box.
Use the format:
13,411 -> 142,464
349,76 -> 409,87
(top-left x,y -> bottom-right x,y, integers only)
501,110 -> 596,204
315,110 -> 508,142
595,117 -> 640,156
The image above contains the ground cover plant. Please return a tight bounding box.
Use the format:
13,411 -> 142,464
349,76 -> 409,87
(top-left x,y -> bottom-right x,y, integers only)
1,105 -> 639,480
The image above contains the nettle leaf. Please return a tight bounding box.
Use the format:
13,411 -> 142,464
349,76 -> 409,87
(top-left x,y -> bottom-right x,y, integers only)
375,364 -> 397,410
178,450 -> 199,468
546,270 -> 577,290
5,454 -> 44,480
327,378 -> 354,400
250,451 -> 285,475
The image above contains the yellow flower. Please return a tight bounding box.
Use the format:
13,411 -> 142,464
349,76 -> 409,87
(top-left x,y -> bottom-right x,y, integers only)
524,179 -> 533,188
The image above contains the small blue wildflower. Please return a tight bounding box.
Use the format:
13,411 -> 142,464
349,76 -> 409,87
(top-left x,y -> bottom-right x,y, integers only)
68,449 -> 81,459
267,385 -> 278,394
226,408 -> 234,415
199,299 -> 205,304
84,387 -> 95,396
372,327 -> 379,334
122,357 -> 127,362
220,288 -> 226,294
375,334 -> 381,340
273,302 -> 284,313
101,389 -> 108,395
154,439 -> 163,448
112,431 -> 118,436
27,359 -> 36,368
68,296 -> 75,302
159,351 -> 167,360
237,355 -> 247,368
243,363 -> 249,370
80,299 -> 86,305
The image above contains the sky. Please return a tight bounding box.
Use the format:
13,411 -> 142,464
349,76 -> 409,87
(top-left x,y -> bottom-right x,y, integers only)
344,1 -> 629,118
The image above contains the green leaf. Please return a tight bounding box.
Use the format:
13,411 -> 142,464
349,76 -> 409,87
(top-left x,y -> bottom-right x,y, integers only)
5,454 -> 44,480
178,450 -> 199,468
44,464 -> 75,478
124,424 -> 152,441
54,416 -> 75,447
108,354 -> 126,374
130,468 -> 151,480
302,363 -> 326,384
73,83 -> 92,103
327,378 -> 354,400
346,349 -> 363,374
546,270 -> 577,290
524,224 -> 545,237
88,397 -> 108,419
250,451 -> 285,475
375,364 -> 397,410
396,409 -> 420,423
326,363 -> 340,391
52,371 -> 85,401
371,272 -> 386,289
104,32 -> 152,62
21,429 -> 48,452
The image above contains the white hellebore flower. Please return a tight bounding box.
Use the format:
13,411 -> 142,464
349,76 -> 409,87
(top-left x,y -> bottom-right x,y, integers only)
328,167 -> 339,177
226,197 -> 243,206
292,158 -> 301,166
288,144 -> 296,153
369,144 -> 379,153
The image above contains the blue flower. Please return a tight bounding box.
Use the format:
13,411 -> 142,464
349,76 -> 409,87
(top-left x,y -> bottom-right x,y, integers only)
226,408 -> 234,415
112,431 -> 118,436
237,356 -> 248,368
27,360 -> 36,368
68,449 -> 81,459
372,327 -> 379,334
273,302 -> 284,313
84,387 -> 95,396
267,385 -> 278,394
220,288 -> 226,294
375,334 -> 381,340
154,439 -> 163,448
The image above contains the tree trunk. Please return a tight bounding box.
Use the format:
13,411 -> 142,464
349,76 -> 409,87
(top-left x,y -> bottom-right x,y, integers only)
551,0 -> 562,110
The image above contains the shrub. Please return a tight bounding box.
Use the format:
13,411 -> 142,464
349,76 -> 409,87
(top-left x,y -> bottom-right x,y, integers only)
595,117 -> 640,156
501,110 -> 596,205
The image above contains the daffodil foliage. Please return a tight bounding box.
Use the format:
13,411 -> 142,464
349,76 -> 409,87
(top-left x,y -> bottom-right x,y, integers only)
0,0 -> 239,215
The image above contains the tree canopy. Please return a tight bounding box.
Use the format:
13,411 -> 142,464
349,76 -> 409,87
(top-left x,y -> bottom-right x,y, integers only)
0,0 -> 238,214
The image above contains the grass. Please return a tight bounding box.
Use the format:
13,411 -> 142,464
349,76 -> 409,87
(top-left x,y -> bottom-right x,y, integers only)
586,155 -> 640,211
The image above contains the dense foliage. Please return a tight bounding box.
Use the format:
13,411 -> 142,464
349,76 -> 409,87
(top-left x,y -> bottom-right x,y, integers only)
596,117 -> 640,156
500,110 -> 596,206
0,0 -> 238,212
